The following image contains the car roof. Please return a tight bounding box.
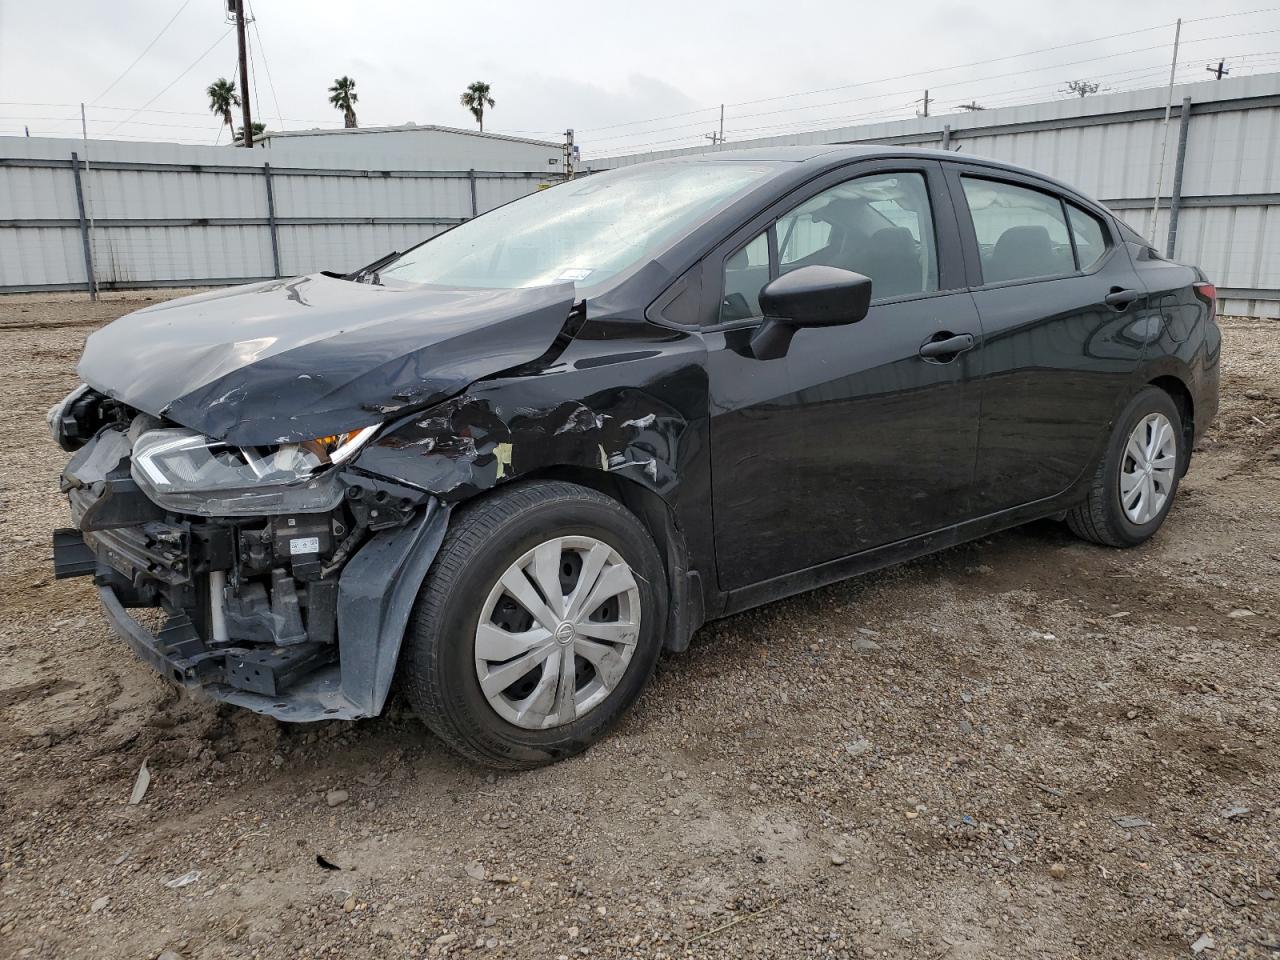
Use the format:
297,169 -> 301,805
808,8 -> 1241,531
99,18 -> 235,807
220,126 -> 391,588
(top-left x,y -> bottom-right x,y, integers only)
671,143 -> 1096,206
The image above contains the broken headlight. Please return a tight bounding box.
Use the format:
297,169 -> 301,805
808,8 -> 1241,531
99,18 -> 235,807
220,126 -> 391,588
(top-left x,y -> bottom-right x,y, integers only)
130,426 -> 377,517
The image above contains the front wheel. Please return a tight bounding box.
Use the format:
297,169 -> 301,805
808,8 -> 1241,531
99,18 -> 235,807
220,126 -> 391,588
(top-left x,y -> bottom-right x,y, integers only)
401,480 -> 666,769
1066,386 -> 1184,547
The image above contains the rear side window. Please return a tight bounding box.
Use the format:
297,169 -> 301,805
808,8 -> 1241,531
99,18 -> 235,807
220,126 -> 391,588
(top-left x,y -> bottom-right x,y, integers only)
1067,203 -> 1109,271
961,178 -> 1075,284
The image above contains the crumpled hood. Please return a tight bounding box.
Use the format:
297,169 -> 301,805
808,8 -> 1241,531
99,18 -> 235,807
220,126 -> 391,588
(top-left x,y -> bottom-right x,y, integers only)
78,274 -> 576,446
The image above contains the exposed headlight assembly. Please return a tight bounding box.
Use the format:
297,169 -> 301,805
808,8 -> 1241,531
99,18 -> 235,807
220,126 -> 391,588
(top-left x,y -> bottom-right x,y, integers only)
130,425 -> 378,517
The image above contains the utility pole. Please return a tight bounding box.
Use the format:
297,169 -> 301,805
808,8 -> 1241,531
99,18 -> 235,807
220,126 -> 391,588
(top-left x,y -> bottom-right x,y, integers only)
232,0 -> 254,147
704,105 -> 727,148
1150,17 -> 1182,247
916,89 -> 931,118
957,101 -> 985,112
563,129 -> 575,179
79,103 -> 97,300
1206,59 -> 1230,80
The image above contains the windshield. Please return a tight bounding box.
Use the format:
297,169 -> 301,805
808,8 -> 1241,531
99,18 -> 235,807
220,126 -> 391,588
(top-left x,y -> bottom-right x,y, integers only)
379,160 -> 779,291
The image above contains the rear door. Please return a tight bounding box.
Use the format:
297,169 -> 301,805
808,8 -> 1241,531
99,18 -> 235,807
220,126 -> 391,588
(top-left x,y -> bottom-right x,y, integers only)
702,158 -> 984,591
945,164 -> 1150,515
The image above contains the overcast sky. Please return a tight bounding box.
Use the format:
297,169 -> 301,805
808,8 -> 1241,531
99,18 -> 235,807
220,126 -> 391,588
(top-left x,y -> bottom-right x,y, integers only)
2,0 -> 1278,157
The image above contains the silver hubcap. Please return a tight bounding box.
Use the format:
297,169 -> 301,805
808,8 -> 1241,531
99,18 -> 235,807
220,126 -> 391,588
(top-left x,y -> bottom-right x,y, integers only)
474,536 -> 641,730
1119,412 -> 1177,524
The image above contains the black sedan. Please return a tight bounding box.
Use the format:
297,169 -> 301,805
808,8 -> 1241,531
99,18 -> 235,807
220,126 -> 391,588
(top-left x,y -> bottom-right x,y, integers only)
48,145 -> 1221,768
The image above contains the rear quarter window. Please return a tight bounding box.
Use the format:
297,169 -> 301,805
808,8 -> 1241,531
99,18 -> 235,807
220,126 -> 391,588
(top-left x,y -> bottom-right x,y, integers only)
1067,204 -> 1110,271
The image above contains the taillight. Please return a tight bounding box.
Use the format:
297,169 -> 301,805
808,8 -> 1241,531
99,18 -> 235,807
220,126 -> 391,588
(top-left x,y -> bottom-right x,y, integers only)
1194,282 -> 1218,323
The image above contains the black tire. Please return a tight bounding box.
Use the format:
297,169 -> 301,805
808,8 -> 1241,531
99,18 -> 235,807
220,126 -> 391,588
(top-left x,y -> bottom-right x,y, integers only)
1066,386 -> 1185,547
401,480 -> 666,769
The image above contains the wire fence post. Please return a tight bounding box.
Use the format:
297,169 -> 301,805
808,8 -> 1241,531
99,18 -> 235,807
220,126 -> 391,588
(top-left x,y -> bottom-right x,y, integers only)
263,162 -> 282,278
468,168 -> 479,218
70,152 -> 97,300
1165,97 -> 1194,260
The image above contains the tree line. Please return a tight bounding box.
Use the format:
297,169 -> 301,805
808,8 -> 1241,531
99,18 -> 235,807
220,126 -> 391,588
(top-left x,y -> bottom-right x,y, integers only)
206,77 -> 497,145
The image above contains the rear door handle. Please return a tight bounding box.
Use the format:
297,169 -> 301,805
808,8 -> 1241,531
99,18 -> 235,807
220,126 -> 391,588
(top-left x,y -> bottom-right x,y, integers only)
919,333 -> 975,360
1104,288 -> 1143,309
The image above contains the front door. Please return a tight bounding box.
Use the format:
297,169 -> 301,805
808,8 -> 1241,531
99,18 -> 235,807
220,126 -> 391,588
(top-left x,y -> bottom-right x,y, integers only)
704,160 -> 984,591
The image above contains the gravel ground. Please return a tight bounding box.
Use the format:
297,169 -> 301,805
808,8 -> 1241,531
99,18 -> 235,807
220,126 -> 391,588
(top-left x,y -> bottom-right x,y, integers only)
0,291 -> 1277,960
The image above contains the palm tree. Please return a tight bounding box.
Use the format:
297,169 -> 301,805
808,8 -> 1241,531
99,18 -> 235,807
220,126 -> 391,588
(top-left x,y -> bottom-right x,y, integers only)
328,76 -> 358,128
459,81 -> 495,132
207,78 -> 240,138
233,121 -> 266,146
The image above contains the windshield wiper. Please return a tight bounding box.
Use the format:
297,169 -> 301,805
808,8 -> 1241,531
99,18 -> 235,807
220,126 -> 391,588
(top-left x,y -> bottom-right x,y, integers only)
346,250 -> 401,285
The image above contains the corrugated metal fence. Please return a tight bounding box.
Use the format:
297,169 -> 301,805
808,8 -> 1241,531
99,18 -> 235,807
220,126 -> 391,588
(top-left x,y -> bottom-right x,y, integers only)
587,73 -> 1280,319
5,74 -> 1280,318
0,137 -> 555,292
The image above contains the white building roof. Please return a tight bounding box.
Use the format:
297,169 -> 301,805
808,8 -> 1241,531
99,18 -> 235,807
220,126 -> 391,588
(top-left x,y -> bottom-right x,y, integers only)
259,123 -> 558,149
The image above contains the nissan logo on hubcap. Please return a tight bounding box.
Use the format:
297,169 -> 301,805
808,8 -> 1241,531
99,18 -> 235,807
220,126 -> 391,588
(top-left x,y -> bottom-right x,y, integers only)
554,622 -> 576,645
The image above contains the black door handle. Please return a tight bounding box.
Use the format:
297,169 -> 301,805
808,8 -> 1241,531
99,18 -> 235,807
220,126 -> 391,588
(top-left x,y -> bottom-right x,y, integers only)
919,332 -> 975,360
1104,288 -> 1142,309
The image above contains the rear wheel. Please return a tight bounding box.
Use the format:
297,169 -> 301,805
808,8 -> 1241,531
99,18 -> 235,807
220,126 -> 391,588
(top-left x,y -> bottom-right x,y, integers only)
401,480 -> 665,769
1066,386 -> 1184,547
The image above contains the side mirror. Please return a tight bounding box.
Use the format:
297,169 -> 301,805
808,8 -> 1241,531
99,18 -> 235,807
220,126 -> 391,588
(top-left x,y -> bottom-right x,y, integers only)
750,265 -> 873,361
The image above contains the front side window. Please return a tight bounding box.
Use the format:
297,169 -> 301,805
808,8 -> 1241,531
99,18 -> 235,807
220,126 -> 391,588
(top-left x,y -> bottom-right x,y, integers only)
961,178 -> 1075,283
719,170 -> 939,321
776,172 -> 938,298
380,160 -> 779,293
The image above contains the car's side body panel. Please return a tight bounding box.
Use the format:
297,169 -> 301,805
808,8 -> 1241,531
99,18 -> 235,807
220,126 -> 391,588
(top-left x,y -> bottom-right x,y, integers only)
1127,248 -> 1221,447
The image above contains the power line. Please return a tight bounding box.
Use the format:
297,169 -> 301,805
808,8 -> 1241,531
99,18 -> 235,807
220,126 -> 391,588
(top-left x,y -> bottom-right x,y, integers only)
0,115 -> 227,129
245,13 -> 264,133
13,6 -> 1280,147
91,0 -> 194,104
248,1 -> 283,130
585,27 -> 1280,150
1,99 -> 568,140
579,21 -> 1177,134
583,34 -> 1195,144
214,47 -> 241,146
586,45 -> 1280,158
581,8 -> 1280,139
105,28 -> 233,135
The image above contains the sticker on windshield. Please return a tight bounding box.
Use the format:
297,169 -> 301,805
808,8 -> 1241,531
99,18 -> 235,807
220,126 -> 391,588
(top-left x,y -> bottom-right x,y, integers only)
556,268 -> 593,282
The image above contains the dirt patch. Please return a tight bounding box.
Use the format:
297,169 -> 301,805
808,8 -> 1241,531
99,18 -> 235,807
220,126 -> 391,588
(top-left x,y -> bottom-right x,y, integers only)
1,293 -> 1277,960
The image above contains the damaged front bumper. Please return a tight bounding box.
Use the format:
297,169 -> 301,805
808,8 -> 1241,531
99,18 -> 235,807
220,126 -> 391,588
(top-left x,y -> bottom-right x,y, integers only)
53,426 -> 451,721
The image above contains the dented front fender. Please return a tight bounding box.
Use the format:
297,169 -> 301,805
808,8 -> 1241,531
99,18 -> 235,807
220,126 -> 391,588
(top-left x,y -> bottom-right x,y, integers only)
353,340 -> 706,506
